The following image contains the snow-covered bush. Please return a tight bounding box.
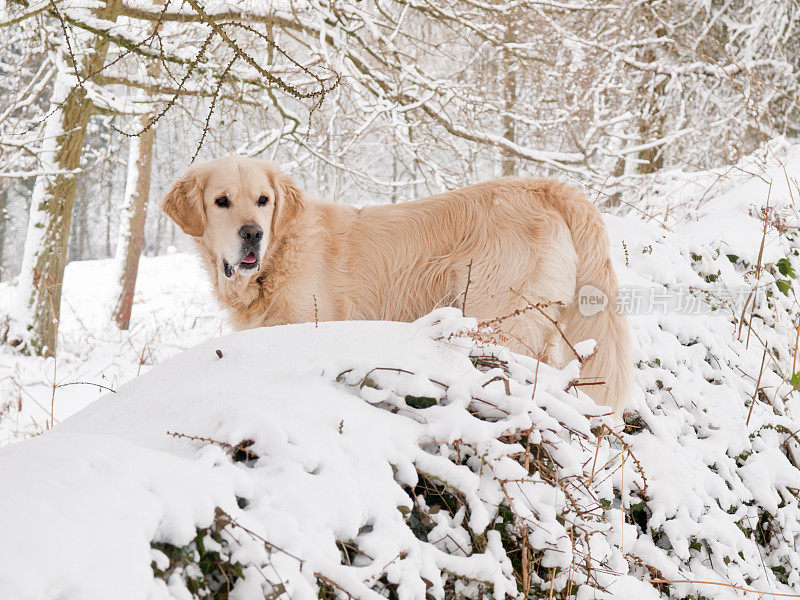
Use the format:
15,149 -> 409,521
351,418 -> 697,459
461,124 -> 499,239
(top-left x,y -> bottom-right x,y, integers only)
0,308 -> 642,599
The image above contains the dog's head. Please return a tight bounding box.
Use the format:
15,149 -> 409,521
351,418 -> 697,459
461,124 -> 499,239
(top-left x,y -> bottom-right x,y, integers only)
162,156 -> 304,280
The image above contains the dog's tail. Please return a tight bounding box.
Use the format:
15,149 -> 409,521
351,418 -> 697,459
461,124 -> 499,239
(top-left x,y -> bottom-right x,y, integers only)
544,181 -> 633,414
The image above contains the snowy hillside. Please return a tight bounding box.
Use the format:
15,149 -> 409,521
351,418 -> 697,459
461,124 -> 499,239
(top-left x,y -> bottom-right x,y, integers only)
0,252 -> 225,441
2,139 -> 800,598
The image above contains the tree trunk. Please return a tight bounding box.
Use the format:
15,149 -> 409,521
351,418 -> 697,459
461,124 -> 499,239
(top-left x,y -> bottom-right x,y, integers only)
111,117 -> 155,330
391,153 -> 399,204
68,188 -> 88,261
9,1 -> 119,355
153,209 -> 164,256
78,193 -> 89,258
636,21 -> 668,174
0,189 -> 6,275
500,17 -> 517,177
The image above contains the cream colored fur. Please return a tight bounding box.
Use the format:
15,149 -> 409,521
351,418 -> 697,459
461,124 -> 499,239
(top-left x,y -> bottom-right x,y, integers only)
163,156 -> 633,413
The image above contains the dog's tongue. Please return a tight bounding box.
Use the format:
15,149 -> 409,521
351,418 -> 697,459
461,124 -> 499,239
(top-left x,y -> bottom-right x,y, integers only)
241,252 -> 257,264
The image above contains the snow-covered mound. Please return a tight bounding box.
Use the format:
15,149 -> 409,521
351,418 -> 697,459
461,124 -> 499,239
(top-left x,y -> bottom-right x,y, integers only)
0,310 -> 627,599
0,252 -> 224,441
2,138 -> 800,599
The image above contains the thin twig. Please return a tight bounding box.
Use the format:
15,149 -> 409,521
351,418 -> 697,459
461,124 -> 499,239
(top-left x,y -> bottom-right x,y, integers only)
647,579 -> 800,598
462,259 -> 473,315
166,430 -> 232,449
56,381 -> 116,394
746,346 -> 768,427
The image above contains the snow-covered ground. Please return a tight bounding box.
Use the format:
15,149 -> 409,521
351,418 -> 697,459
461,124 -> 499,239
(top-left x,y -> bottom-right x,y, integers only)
2,139 -> 800,598
0,251 -> 226,441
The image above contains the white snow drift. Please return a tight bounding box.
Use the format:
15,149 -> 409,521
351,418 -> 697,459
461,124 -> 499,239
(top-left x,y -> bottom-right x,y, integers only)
0,310 -> 625,599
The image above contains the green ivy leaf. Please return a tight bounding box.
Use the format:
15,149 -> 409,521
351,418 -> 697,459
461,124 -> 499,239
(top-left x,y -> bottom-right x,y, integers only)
405,395 -> 437,409
777,257 -> 796,279
791,372 -> 800,390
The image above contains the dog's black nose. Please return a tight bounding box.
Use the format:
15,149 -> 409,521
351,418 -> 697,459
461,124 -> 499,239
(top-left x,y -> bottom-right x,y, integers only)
239,224 -> 263,241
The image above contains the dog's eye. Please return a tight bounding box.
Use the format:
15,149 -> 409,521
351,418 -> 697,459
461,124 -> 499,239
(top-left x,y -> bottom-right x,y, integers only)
215,196 -> 231,208
257,195 -> 270,207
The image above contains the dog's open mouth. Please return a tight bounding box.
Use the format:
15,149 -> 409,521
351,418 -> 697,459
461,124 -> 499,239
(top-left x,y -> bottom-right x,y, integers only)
240,252 -> 257,268
223,252 -> 259,278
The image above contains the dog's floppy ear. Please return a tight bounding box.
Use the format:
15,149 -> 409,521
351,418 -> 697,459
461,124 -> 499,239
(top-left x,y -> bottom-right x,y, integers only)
271,169 -> 305,240
162,168 -> 206,238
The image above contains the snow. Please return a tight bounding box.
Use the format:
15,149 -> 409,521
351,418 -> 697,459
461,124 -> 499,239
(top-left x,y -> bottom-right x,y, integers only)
0,310 -> 613,599
2,139 -> 800,598
0,253 -> 224,440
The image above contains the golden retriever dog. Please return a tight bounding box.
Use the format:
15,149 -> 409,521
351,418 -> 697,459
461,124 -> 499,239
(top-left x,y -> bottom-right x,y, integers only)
163,156 -> 632,412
